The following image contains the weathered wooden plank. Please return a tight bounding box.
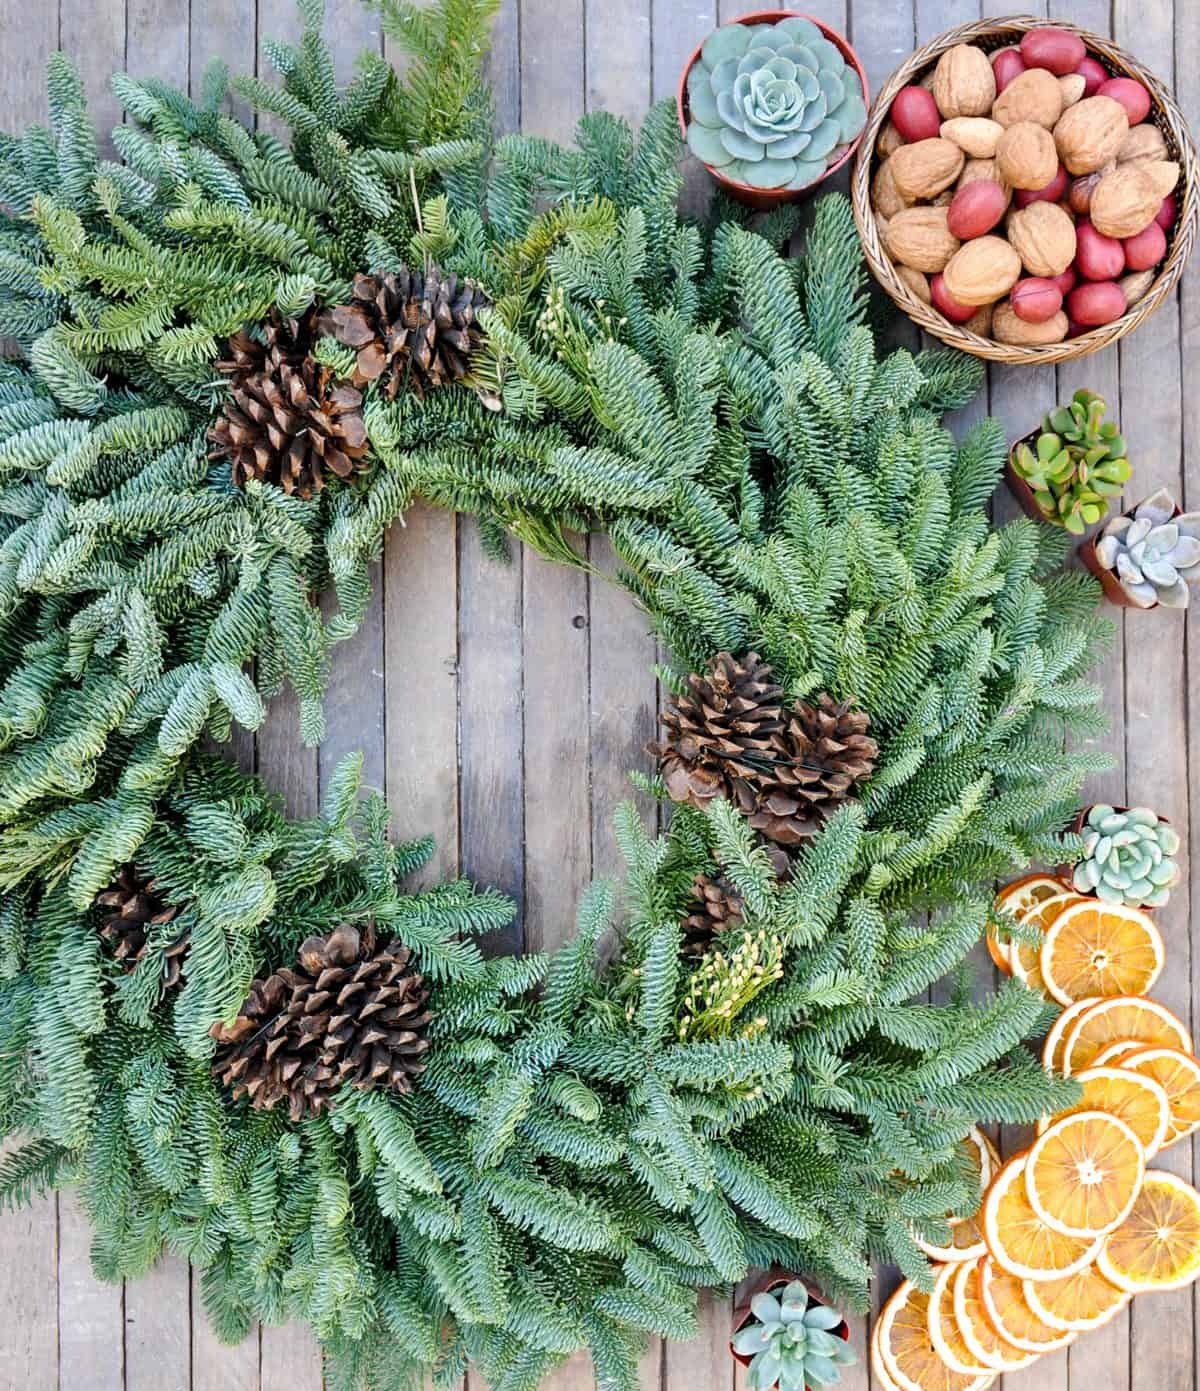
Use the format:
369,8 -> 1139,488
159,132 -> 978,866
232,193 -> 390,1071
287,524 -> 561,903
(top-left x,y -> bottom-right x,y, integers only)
57,1191 -> 123,1391
58,0 -> 124,158
126,1255 -> 191,1391
192,1266 -> 263,1391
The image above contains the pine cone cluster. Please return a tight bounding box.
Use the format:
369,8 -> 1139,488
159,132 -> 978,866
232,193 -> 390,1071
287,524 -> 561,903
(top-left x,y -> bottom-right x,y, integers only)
208,307 -> 370,498
95,863 -> 189,991
649,652 -> 878,847
319,265 -> 490,401
210,922 -> 431,1121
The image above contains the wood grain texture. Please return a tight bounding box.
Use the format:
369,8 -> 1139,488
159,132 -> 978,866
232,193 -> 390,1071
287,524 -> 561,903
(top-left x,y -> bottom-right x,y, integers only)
5,0 -> 1200,1388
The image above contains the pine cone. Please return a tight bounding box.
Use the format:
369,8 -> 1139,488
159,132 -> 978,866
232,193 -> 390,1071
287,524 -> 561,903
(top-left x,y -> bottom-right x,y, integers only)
318,265 -> 490,401
210,922 -> 432,1121
208,307 -> 370,498
732,692 -> 878,846
682,843 -> 792,959
95,863 -> 189,991
647,651 -> 787,813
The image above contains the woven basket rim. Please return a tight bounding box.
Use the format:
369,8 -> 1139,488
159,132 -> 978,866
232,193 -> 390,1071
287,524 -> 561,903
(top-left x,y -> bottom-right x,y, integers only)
851,14 -> 1199,364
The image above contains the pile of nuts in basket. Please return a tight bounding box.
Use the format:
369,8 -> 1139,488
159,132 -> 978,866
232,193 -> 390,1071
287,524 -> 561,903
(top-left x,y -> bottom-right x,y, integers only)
871,26 -> 1180,346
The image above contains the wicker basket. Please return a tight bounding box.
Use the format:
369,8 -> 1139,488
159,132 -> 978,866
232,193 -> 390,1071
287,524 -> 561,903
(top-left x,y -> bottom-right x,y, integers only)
851,15 -> 1199,364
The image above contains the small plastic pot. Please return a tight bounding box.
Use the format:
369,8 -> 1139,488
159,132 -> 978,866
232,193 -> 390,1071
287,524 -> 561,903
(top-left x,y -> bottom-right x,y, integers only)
1005,430 -> 1060,527
1078,500 -> 1184,610
730,1269 -> 850,1376
677,11 -> 870,210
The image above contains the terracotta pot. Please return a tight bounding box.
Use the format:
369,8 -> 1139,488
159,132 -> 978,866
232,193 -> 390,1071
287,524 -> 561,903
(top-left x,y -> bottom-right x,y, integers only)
1005,431 -> 1059,527
1062,804 -> 1173,892
730,1269 -> 850,1376
677,12 -> 870,210
1078,500 -> 1184,610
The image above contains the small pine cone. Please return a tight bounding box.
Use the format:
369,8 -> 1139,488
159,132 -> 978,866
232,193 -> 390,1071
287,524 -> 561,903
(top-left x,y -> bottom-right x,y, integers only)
318,265 -> 490,401
207,307 -> 370,499
732,693 -> 878,846
210,922 -> 432,1121
95,863 -> 189,991
647,651 -> 787,813
681,844 -> 792,958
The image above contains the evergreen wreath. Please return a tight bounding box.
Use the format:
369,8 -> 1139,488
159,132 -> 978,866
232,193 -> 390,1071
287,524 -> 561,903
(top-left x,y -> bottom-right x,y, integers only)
0,1 -> 1105,1387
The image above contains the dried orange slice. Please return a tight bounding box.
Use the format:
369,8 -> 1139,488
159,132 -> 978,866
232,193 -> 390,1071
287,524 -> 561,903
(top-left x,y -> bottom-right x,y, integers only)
1022,1263 -> 1128,1333
1010,891 -> 1085,994
1093,1041 -> 1145,1067
1036,1065 -> 1170,1158
870,1319 -> 906,1391
990,875 -> 1065,975
1040,899 -> 1164,1005
1098,1169 -> 1200,1293
1117,1047 -> 1200,1149
1025,1111 -> 1144,1238
874,1279 -> 994,1391
1061,996 -> 1192,1076
976,1257 -> 1076,1354
952,1258 -> 1039,1371
915,1130 -> 997,1262
981,1155 -> 1099,1279
1042,997 -> 1102,1073
928,1262 -> 992,1376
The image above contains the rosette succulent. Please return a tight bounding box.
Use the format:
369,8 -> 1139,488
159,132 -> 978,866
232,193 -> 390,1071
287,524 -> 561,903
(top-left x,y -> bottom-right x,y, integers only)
686,17 -> 867,191
1073,804 -> 1181,909
1093,487 -> 1200,609
733,1282 -> 857,1391
1011,389 -> 1131,535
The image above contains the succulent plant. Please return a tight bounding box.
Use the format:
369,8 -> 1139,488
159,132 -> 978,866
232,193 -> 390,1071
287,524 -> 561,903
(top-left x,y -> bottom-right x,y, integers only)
686,18 -> 867,192
1073,804 -> 1181,909
1092,487 -> 1200,609
733,1282 -> 857,1391
1011,389 -> 1131,535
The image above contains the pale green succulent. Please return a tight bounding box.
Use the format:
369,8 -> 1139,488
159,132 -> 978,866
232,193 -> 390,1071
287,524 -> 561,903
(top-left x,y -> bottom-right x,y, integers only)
1073,804 -> 1180,909
686,17 -> 866,191
733,1282 -> 857,1391
1010,389 -> 1130,536
1093,487 -> 1200,609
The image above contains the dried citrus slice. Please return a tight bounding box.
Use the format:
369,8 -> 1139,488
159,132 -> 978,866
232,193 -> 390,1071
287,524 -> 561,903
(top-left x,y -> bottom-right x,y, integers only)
1098,1169 -> 1200,1293
928,1262 -> 992,1376
1042,997 -> 1102,1073
1025,1111 -> 1144,1238
1010,892 -> 1086,995
1036,1065 -> 1170,1158
1093,1041 -> 1144,1066
976,1257 -> 1077,1353
1061,996 -> 1192,1075
1117,1047 -> 1200,1149
990,875 -> 1065,975
916,1129 -> 997,1261
1040,899 -> 1164,1005
952,1258 -> 1039,1372
981,1155 -> 1099,1279
874,1279 -> 994,1391
1022,1263 -> 1129,1333
870,1318 -> 906,1391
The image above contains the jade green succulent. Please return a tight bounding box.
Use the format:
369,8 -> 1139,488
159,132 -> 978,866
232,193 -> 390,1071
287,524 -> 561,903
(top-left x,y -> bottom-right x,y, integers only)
686,17 -> 867,192
1073,804 -> 1180,909
1093,487 -> 1200,609
1011,389 -> 1131,535
733,1282 -> 857,1391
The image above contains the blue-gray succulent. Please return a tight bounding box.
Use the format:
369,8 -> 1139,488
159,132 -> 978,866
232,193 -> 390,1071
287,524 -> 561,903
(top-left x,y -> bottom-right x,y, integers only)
1073,804 -> 1180,909
1093,487 -> 1200,609
733,1282 -> 857,1390
686,17 -> 867,191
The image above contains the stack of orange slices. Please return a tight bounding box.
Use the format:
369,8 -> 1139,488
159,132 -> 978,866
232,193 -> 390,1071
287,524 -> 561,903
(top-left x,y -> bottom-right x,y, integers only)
871,875 -> 1200,1390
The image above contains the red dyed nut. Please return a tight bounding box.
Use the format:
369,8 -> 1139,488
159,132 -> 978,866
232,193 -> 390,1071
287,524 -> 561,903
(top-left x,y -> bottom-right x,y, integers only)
947,180 -> 1009,239
1075,219 -> 1126,281
930,273 -> 978,324
1019,27 -> 1087,76
1121,221 -> 1167,271
991,48 -> 1027,94
1074,56 -> 1109,98
1155,194 -> 1178,230
1067,279 -> 1127,326
1011,277 -> 1064,323
1051,265 -> 1078,297
1015,164 -> 1069,207
1097,76 -> 1152,124
891,86 -> 942,142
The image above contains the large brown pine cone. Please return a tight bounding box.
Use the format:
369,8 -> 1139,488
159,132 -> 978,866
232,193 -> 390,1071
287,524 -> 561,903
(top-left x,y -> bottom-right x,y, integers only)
318,265 -> 490,401
732,692 -> 878,845
647,651 -> 787,813
210,922 -> 431,1121
95,863 -> 189,991
207,307 -> 370,498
